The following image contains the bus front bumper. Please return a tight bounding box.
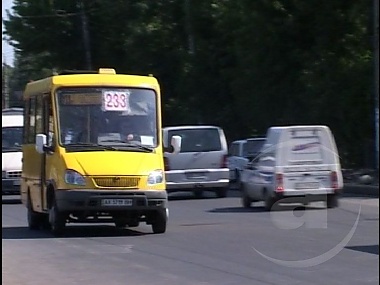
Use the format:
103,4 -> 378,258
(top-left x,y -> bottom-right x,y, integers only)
55,189 -> 168,211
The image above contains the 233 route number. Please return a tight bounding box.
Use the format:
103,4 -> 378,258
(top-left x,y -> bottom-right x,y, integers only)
102,91 -> 130,112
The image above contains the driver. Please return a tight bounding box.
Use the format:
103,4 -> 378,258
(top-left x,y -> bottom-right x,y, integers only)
120,119 -> 138,142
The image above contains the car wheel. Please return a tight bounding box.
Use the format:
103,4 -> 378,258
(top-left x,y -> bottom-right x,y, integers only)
235,169 -> 241,183
128,220 -> 140,227
326,194 -> 339,208
264,191 -> 276,211
49,199 -> 66,236
193,189 -> 203,198
242,194 -> 252,209
151,210 -> 167,234
239,184 -> 251,208
216,187 -> 228,198
114,219 -> 128,229
27,194 -> 42,230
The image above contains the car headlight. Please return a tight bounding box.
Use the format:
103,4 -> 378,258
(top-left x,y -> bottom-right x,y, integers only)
147,170 -> 164,185
64,169 -> 86,186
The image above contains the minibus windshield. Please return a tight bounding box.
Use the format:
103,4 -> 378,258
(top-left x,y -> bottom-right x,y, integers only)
56,87 -> 158,148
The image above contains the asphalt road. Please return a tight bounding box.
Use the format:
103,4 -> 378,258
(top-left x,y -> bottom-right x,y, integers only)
2,191 -> 379,285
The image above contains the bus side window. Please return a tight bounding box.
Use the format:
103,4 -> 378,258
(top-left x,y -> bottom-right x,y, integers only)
44,95 -> 55,149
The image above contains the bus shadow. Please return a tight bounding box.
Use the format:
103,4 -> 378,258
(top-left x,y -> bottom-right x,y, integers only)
2,225 -> 148,240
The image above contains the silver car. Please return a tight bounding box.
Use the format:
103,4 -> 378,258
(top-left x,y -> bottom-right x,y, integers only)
163,125 -> 230,198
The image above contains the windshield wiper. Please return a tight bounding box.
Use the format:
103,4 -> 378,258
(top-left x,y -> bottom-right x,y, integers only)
64,142 -> 117,151
100,139 -> 154,152
100,139 -> 128,143
65,141 -> 154,152
124,142 -> 154,152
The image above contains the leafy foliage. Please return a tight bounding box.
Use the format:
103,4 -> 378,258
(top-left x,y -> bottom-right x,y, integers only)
2,0 -> 376,167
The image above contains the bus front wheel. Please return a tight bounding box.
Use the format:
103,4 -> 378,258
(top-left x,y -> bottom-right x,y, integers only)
27,194 -> 42,230
49,199 -> 66,236
151,210 -> 167,234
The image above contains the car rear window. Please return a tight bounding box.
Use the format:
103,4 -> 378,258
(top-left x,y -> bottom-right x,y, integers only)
168,128 -> 222,152
244,139 -> 266,158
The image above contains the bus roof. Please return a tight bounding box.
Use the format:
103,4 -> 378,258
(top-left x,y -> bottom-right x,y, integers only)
23,69 -> 159,99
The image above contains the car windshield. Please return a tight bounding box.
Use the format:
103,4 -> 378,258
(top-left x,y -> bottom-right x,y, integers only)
168,128 -> 221,152
2,126 -> 23,152
56,87 -> 158,149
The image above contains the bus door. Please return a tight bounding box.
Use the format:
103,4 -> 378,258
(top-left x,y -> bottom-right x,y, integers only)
40,94 -> 54,211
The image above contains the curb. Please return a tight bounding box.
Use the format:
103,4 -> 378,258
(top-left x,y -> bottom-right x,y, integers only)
343,184 -> 379,197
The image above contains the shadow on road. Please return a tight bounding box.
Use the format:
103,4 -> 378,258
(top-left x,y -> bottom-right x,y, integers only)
209,204 -> 326,213
2,225 -> 148,240
346,244 -> 379,255
168,192 -> 221,201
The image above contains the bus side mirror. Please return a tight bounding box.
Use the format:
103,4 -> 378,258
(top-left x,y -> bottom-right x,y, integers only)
171,135 -> 181,154
36,134 -> 47,154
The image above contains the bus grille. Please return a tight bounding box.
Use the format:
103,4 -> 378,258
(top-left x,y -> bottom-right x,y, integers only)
92,176 -> 140,188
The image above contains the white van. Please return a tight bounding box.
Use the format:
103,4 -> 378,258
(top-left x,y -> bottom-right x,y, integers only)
2,108 -> 24,195
240,125 -> 343,210
163,125 -> 230,198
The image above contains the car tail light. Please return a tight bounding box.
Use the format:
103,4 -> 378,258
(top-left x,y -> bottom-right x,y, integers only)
331,171 -> 338,190
221,155 -> 228,168
276,173 -> 284,192
164,157 -> 170,171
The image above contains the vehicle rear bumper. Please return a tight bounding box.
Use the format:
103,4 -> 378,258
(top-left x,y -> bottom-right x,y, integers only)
55,189 -> 168,211
165,169 -> 230,190
166,180 -> 230,190
280,188 -> 342,196
2,179 -> 21,195
275,188 -> 342,201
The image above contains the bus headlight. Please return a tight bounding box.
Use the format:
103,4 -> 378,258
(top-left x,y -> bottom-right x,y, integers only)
147,170 -> 164,185
64,169 -> 86,186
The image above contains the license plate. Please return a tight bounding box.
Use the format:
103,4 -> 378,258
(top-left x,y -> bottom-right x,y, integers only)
13,180 -> 21,186
295,182 -> 319,189
186,172 -> 206,179
101,199 -> 133,206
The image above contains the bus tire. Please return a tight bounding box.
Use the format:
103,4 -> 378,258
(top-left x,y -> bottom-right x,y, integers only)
49,199 -> 66,236
151,210 -> 167,234
27,193 -> 41,230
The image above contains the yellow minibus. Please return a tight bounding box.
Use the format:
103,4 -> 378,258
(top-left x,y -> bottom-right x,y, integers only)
21,68 -> 180,236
